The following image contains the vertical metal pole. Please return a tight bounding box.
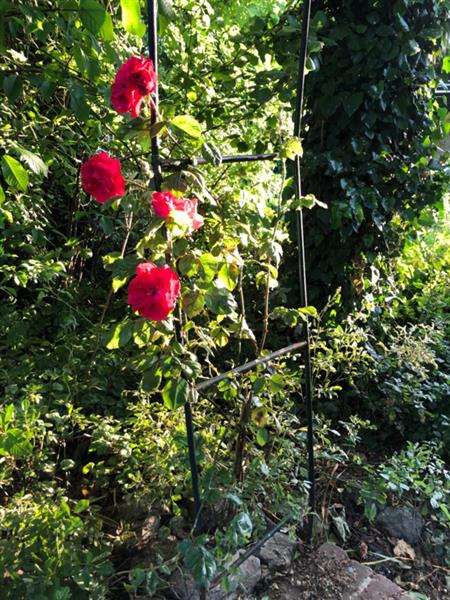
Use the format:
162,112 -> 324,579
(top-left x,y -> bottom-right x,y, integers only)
147,0 -> 162,191
293,0 -> 315,543
147,0 -> 201,517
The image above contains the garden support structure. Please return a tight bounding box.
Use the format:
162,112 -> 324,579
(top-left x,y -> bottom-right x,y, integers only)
147,0 -> 315,544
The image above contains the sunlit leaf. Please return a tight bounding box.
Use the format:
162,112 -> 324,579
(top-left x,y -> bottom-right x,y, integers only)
1,155 -> 28,191
120,0 -> 146,37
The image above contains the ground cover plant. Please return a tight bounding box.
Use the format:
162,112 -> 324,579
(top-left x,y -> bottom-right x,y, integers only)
0,0 -> 449,598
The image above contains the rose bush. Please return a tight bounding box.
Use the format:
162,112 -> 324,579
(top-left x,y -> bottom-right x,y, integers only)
80,152 -> 125,204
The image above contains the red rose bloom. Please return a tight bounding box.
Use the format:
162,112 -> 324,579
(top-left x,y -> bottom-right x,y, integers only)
111,57 -> 157,117
111,81 -> 143,118
151,191 -> 204,233
81,152 -> 125,204
127,263 -> 180,321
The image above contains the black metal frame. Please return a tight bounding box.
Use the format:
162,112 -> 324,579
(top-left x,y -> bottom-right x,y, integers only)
147,0 -> 315,548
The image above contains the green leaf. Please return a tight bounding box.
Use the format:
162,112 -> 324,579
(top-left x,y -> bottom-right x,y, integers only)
0,429 -> 33,459
68,80 -> 90,121
120,0 -> 146,37
112,276 -> 127,293
443,56 -> 450,75
440,503 -> 450,521
162,379 -> 189,410
268,373 -> 285,393
182,291 -> 205,317
158,0 -> 176,20
79,0 -> 114,41
3,74 -> 22,102
217,262 -> 239,291
106,321 -> 134,350
0,185 -> 5,205
129,568 -> 146,589
149,121 -> 167,137
178,254 -> 199,276
3,404 -> 14,426
280,136 -> 303,160
256,428 -> 269,447
74,499 -> 90,514
293,194 -> 327,211
179,541 -> 217,588
11,143 -> 48,177
142,367 -> 162,392
199,253 -> 220,282
99,11 -> 114,41
1,155 -> 28,191
344,92 -> 364,117
298,305 -> 318,318
204,286 -> 238,315
145,571 -> 160,595
171,115 -> 202,139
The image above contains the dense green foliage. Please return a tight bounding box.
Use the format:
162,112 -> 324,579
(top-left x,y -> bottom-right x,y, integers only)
268,0 -> 450,301
0,0 -> 449,597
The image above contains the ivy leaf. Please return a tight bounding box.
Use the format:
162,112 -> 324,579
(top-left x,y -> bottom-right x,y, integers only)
145,571 -> 160,595
343,92 -> 364,117
171,115 -> 202,139
178,540 -> 217,588
1,155 -> 28,191
162,379 -> 189,410
11,143 -> 48,177
120,0 -> 146,37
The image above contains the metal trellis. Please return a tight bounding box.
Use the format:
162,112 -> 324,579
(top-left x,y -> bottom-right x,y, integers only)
146,0 -> 315,547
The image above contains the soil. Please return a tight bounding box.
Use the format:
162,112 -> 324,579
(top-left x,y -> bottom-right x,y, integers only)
254,545 -> 355,599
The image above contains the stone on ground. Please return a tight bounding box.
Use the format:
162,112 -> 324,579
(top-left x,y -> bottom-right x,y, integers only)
375,506 -> 425,545
255,533 -> 296,572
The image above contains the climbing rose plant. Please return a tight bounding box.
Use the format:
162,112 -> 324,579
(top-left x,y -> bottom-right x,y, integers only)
81,57 -> 205,323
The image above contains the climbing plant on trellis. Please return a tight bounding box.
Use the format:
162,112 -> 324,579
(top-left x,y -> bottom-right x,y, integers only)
79,0 -> 316,587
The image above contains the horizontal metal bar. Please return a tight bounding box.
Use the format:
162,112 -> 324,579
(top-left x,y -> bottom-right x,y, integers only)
210,514 -> 293,588
196,340 -> 307,392
160,153 -> 277,169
